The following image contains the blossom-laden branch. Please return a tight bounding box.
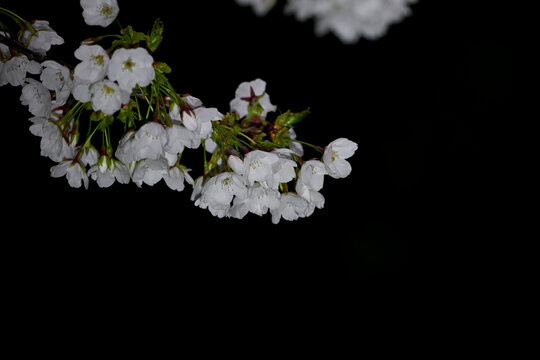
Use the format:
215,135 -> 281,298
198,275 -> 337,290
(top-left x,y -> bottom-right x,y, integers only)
0,0 -> 358,224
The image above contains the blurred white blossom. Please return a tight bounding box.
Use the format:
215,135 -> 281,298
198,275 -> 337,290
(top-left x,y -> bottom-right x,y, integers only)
235,0 -> 277,16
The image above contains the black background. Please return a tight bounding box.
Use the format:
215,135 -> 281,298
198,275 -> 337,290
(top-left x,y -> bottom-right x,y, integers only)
1,0 -> 513,304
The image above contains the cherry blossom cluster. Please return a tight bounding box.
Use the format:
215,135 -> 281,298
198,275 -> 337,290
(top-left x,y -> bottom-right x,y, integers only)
235,0 -> 418,43
191,79 -> 358,223
0,0 -> 358,223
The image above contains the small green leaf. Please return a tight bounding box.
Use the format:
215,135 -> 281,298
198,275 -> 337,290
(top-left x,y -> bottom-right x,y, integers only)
147,18 -> 164,52
274,108 -> 310,130
153,62 -> 171,74
119,25 -> 148,46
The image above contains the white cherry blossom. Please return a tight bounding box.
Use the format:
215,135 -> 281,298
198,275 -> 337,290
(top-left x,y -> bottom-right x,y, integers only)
74,44 -> 110,83
131,157 -> 168,187
230,78 -> 276,120
40,61 -> 72,107
235,0 -> 277,16
168,105 -> 223,150
90,79 -> 129,115
296,160 -> 327,201
243,150 -> 279,186
195,172 -> 247,218
163,166 -> 194,192
20,79 -> 51,117
229,183 -> 281,219
88,155 -> 130,188
107,48 -> 155,93
20,20 -> 64,55
73,80 -> 93,103
50,161 -> 89,189
323,138 -> 358,178
81,0 -> 120,27
80,145 -> 99,167
28,113 -> 76,162
285,0 -> 417,43
0,55 -> 41,87
270,193 -> 309,224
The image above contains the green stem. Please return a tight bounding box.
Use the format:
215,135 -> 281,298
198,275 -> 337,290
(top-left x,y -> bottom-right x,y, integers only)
288,139 -> 324,153
84,121 -> 102,148
0,7 -> 37,35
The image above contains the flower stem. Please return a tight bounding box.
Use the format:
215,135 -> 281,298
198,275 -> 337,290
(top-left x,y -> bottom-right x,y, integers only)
287,139 -> 324,153
0,7 -> 37,35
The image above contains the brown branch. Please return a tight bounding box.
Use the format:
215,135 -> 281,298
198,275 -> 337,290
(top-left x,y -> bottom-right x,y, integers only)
0,33 -> 73,68
0,33 -> 45,62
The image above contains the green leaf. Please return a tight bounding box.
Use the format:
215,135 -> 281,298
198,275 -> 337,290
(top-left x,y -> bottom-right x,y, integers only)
274,108 -> 310,130
147,18 -> 164,52
119,25 -> 148,47
153,61 -> 171,74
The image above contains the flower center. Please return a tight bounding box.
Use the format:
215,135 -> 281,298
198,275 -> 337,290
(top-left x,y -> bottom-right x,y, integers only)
102,84 -> 115,96
100,5 -> 113,17
331,151 -> 340,162
123,57 -> 136,72
91,55 -> 104,66
249,160 -> 262,170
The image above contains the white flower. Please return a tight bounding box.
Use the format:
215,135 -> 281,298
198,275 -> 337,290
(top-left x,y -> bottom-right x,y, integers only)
88,155 -> 130,188
20,20 -> 64,55
191,176 -> 205,202
243,150 -> 280,186
165,124 -> 190,155
20,79 -> 51,117
131,158 -> 169,187
163,166 -> 194,192
235,0 -> 277,16
229,183 -> 281,219
168,104 -> 223,149
236,150 -> 297,189
230,78 -> 276,120
28,114 -> 75,162
286,0 -> 417,43
90,79 -> 129,115
323,138 -> 358,178
81,0 -> 120,27
80,145 -> 99,167
74,45 -> 110,83
116,122 -> 168,166
0,55 -> 41,87
107,48 -> 155,93
227,155 -> 245,176
305,190 -> 325,216
270,150 -> 297,188
73,80 -> 93,103
295,160 -> 327,201
270,193 -> 309,224
40,61 -> 72,107
133,122 -> 168,160
50,161 -> 89,189
196,172 -> 247,218
115,130 -> 136,164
